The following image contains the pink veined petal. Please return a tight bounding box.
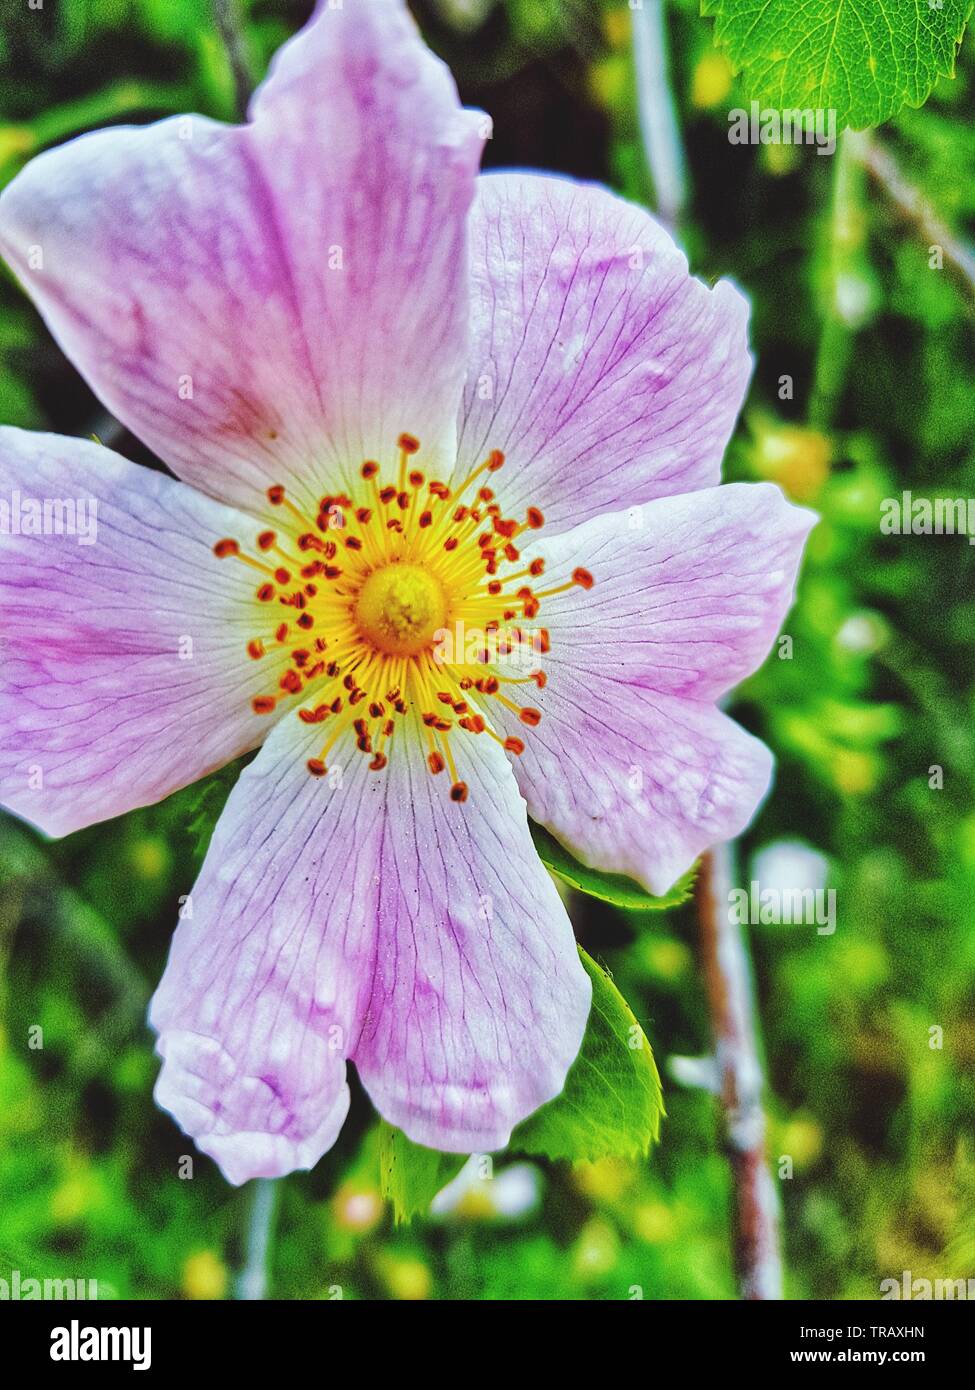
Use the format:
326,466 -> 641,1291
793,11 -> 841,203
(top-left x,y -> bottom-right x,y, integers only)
534,483 -> 817,701
0,427 -> 278,837
0,0 -> 485,516
149,724 -> 368,1186
492,484 -> 815,894
458,172 -> 752,535
150,709 -> 591,1183
351,710 -> 591,1152
514,693 -> 773,897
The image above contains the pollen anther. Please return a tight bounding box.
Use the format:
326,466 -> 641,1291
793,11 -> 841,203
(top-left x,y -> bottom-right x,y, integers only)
231,441 -> 580,803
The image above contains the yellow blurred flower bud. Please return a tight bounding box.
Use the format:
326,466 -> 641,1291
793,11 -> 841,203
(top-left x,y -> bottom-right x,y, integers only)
751,421 -> 832,503
380,1255 -> 432,1301
634,1201 -> 676,1244
691,51 -> 733,109
130,835 -> 169,879
833,748 -> 877,796
572,1157 -> 632,1201
602,7 -> 632,49
572,1217 -> 619,1278
183,1250 -> 228,1301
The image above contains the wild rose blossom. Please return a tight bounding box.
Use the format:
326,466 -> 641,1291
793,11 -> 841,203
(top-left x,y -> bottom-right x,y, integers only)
0,0 -> 813,1184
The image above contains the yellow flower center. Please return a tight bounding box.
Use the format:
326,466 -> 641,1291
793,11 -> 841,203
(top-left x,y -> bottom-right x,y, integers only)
213,433 -> 594,803
355,562 -> 447,658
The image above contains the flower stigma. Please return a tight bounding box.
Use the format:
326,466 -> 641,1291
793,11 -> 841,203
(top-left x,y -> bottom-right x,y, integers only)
355,562 -> 447,658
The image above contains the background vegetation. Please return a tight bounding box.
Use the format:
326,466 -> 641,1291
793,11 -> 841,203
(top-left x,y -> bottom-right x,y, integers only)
1,0 -> 973,1299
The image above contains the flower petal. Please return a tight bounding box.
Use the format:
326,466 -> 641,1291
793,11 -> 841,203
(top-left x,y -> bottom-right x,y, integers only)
492,484 -> 814,893
535,483 -> 816,701
459,172 -> 751,534
149,730 -> 365,1185
150,709 -> 590,1182
0,427 -> 275,836
351,712 -> 591,1152
0,0 -> 485,515
510,688 -> 771,897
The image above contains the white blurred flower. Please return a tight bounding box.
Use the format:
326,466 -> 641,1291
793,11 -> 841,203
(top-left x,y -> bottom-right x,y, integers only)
750,839 -> 830,897
837,612 -> 886,654
432,1156 -> 542,1222
432,0 -> 497,33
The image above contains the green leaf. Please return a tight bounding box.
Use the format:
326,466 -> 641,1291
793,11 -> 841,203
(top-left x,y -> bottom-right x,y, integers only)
702,0 -> 973,130
377,951 -> 663,1210
171,755 -> 251,870
512,948 -> 664,1163
378,1122 -> 466,1225
531,822 -> 696,911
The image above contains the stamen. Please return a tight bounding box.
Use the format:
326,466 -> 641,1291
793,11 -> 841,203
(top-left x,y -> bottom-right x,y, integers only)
221,438 -> 586,802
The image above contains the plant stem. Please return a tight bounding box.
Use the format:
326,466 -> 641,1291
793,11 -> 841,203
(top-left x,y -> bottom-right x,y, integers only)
212,0 -> 256,119
697,844 -> 783,1300
236,1178 -> 280,1301
809,128 -> 864,431
631,0 -> 687,231
853,132 -> 975,297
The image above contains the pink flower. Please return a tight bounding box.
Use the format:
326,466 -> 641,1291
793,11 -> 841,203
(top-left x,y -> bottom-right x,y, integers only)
0,0 -> 813,1184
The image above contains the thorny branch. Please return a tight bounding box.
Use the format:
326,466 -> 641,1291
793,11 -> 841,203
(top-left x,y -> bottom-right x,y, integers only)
212,0 -> 256,120
697,844 -> 783,1300
852,131 -> 975,299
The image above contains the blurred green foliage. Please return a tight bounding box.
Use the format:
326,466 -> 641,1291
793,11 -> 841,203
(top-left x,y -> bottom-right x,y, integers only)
1,0 -> 974,1300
